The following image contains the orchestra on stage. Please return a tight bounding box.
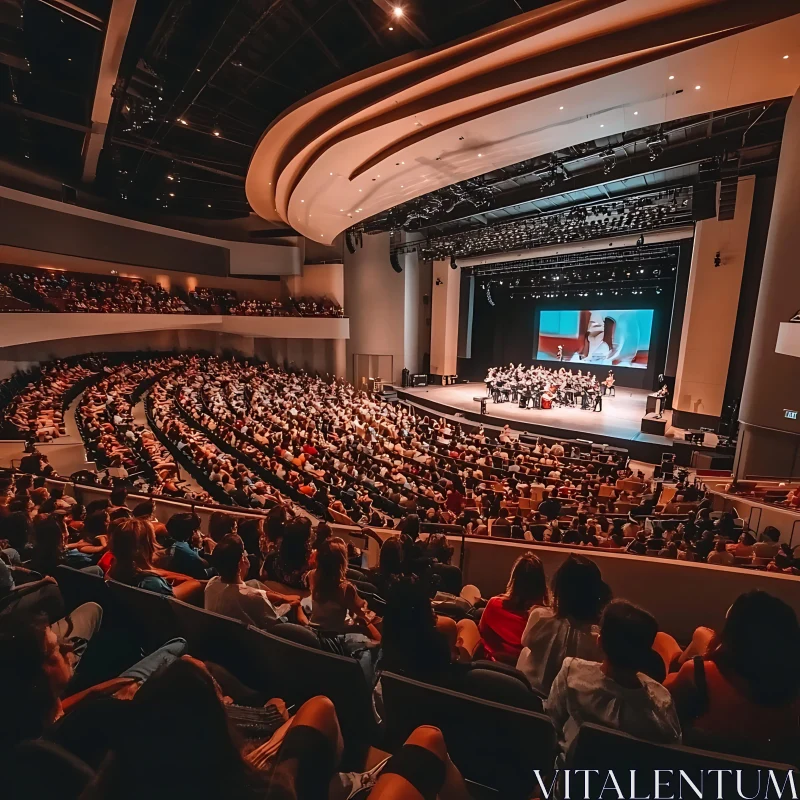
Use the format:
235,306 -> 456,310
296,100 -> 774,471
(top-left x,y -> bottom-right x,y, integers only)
484,363 -> 615,413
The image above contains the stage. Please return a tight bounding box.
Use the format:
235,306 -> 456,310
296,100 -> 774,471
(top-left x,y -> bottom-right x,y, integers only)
396,382 -> 675,462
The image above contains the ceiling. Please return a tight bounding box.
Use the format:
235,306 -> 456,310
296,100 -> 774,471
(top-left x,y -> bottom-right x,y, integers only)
245,0 -> 800,244
0,0 -> 552,222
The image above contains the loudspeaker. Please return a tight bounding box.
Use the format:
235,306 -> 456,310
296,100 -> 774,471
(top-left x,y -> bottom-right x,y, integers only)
390,250 -> 403,273
692,183 -> 717,221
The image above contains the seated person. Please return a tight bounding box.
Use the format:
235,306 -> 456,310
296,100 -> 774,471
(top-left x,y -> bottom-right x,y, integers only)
307,538 -> 379,639
517,555 -> 609,694
204,534 -> 306,629
166,512 -> 214,579
479,552 -> 548,664
665,590 -> 800,763
753,526 -> 781,559
261,518 -> 312,590
545,600 -> 681,758
107,518 -> 201,602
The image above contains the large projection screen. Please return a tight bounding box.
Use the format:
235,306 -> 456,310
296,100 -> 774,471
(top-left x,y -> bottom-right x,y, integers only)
536,309 -> 654,369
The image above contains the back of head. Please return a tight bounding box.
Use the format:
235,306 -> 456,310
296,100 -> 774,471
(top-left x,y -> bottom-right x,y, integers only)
109,517 -> 152,578
208,510 -> 237,543
402,513 -> 421,540
110,486 -> 128,508
313,537 -> 347,601
379,536 -> 403,577
506,551 -> 549,611
214,534 -> 245,583
237,517 -> 263,553
713,591 -> 800,707
132,500 -> 154,519
83,510 -> 109,540
85,498 -> 110,516
280,517 -> 312,568
600,600 -> 658,672
552,554 -> 610,624
166,512 -> 200,543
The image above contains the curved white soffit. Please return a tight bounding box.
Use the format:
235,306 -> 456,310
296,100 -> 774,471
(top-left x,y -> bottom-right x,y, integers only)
247,0 -> 800,244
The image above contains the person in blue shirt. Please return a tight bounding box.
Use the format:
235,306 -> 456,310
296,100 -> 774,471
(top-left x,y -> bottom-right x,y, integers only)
165,512 -> 215,580
108,518 -> 201,601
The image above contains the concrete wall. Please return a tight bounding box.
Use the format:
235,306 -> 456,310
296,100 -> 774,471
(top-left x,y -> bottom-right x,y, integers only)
344,232 -> 407,384
0,186 -> 301,277
429,260 -> 461,376
673,177 -> 754,427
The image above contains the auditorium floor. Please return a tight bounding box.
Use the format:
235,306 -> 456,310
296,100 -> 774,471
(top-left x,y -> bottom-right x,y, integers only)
403,382 -> 669,443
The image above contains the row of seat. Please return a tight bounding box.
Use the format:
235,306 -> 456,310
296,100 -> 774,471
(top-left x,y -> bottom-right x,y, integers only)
53,565 -> 796,796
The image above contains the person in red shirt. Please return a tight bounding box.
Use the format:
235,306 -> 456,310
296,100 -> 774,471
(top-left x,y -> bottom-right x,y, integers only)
479,552 -> 549,664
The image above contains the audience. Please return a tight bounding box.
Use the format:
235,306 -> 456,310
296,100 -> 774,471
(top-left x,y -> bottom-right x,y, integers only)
516,554 -> 609,694
479,552 -> 548,664
545,599 -> 681,757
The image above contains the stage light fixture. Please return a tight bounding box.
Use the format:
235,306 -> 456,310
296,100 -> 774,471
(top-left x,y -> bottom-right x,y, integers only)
450,255 -> 458,270
392,6 -> 404,18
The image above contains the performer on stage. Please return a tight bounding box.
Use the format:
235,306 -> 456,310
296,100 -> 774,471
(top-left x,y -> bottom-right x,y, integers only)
484,364 -> 605,412
557,344 -> 564,362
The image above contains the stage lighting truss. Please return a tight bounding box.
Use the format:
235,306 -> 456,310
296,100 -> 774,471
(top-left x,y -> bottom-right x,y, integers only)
412,186 -> 692,263
470,243 -> 680,297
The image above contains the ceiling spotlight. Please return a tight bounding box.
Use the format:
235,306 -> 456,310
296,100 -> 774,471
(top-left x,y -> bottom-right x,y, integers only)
178,118 -> 188,125
668,75 -> 674,80
695,85 -> 701,90
784,54 -> 790,59
168,192 -> 175,197
212,129 -> 221,137
633,111 -> 639,116
450,255 -> 458,270
559,106 -> 564,110
392,6 -> 404,18
478,153 -> 483,158
166,174 -> 174,181
207,204 -> 212,208
388,26 -> 394,30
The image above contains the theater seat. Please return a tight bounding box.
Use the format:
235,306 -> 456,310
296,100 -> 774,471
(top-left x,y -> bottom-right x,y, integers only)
241,624 -> 376,768
461,667 -> 544,712
55,565 -> 109,615
270,621 -> 321,648
567,722 -> 799,787
107,580 -> 182,654
380,671 -> 557,798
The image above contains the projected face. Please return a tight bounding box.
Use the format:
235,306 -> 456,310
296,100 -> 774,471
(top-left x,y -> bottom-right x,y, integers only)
536,309 -> 653,369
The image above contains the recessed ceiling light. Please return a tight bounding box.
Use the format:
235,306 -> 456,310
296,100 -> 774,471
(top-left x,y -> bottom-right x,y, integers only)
168,193 -> 175,197
633,111 -> 639,115
783,54 -> 789,59
392,6 -> 404,18
359,189 -> 362,192
559,106 -> 564,110
600,124 -> 604,127
340,209 -> 344,212
196,68 -> 201,72
212,130 -> 220,137
300,199 -> 304,203
179,118 -> 187,125
207,204 -> 211,208
668,75 -> 674,80
695,85 -> 701,90
330,172 -> 333,176
478,153 -> 482,157
388,26 -> 394,30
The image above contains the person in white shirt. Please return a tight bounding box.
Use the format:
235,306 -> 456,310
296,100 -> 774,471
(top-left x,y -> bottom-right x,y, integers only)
545,600 -> 681,758
707,538 -> 735,566
204,534 -> 308,629
517,554 -> 610,694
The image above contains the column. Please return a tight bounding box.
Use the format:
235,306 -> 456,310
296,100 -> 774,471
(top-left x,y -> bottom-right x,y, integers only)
429,259 -> 461,377
344,231 -> 422,385
736,88 -> 800,479
672,176 -> 754,429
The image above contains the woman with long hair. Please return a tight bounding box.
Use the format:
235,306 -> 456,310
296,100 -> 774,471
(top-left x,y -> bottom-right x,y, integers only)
307,538 -> 380,640
665,590 -> 800,762
479,553 -> 549,664
516,554 -> 610,694
262,517 -> 312,590
108,518 -> 200,602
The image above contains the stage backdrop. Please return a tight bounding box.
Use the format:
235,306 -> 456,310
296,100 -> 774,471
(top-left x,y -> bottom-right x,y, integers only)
461,286 -> 672,391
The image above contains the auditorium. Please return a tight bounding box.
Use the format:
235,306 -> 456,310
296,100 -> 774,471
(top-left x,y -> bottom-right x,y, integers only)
1,0 -> 800,797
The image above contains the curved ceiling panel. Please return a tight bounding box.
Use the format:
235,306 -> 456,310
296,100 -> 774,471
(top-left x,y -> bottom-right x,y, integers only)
247,0 -> 800,244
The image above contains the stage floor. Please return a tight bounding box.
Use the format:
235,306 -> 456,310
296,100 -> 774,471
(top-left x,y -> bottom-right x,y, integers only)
402,382 -> 669,443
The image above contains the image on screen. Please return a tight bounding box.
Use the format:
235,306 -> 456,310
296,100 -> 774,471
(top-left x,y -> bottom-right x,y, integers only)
536,309 -> 654,369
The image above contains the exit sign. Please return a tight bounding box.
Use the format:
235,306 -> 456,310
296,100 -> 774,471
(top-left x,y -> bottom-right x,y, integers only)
786,409 -> 798,420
